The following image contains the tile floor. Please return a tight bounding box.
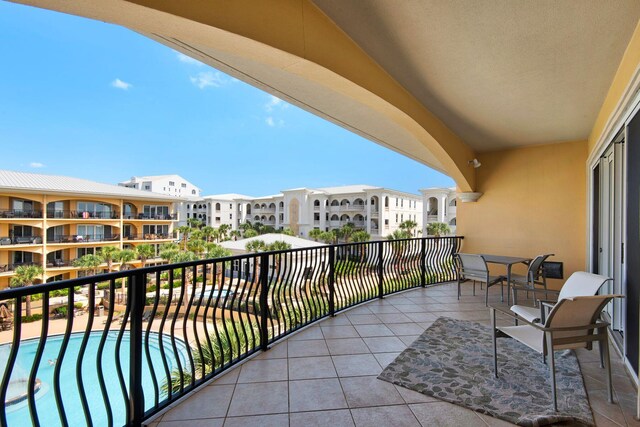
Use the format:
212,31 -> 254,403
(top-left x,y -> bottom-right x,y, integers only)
147,282 -> 638,427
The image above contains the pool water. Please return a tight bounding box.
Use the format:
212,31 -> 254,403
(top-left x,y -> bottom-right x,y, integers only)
1,331 -> 188,427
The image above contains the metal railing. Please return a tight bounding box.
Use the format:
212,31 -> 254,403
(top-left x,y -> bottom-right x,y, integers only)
46,210 -> 121,219
123,233 -> 175,241
0,262 -> 39,273
0,236 -> 43,245
0,209 -> 43,219
47,234 -> 121,243
0,236 -> 463,427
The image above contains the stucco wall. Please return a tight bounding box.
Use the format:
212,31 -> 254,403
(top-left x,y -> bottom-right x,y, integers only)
456,140 -> 587,289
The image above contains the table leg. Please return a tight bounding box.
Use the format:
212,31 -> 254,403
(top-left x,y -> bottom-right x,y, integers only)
507,265 -> 512,306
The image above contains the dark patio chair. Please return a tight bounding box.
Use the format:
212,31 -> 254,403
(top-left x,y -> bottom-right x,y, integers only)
456,253 -> 505,306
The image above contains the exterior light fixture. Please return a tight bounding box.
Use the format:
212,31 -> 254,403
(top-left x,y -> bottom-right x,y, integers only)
468,158 -> 481,168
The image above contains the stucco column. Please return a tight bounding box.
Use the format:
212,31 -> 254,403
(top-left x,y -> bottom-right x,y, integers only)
439,195 -> 446,223
366,197 -> 371,233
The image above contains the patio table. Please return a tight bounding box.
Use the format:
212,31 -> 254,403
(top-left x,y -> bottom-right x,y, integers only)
481,255 -> 531,306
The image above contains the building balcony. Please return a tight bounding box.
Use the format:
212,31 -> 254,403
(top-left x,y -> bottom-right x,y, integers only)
0,209 -> 43,219
47,210 -> 120,219
47,234 -> 121,244
0,235 -> 43,246
0,237 -> 633,427
124,233 -> 175,241
427,214 -> 439,222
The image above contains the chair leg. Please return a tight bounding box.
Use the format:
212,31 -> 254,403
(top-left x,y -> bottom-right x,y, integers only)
490,308 -> 498,378
545,332 -> 558,411
600,327 -> 614,404
472,280 -> 476,296
485,284 -> 489,307
457,278 -> 461,300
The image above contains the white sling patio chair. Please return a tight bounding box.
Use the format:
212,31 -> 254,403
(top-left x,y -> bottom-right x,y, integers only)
510,271 -> 611,323
490,294 -> 622,411
456,253 -> 505,306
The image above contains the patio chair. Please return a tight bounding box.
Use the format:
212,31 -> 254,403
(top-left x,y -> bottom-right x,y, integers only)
456,253 -> 505,306
490,293 -> 622,411
509,253 -> 554,305
510,271 -> 611,323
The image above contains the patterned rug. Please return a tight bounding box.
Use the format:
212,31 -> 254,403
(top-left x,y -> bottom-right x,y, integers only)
378,317 -> 594,426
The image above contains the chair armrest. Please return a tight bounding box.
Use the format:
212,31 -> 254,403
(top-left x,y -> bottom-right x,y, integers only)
488,305 -> 546,330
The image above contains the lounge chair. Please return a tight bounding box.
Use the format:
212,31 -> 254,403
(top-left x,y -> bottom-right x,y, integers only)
510,271 -> 611,323
491,293 -> 622,411
456,253 -> 506,306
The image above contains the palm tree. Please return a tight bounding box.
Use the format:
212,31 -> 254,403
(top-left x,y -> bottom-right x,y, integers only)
136,244 -> 156,268
117,249 -> 137,271
229,230 -> 241,241
245,239 -> 266,253
426,222 -> 451,237
99,246 -> 121,272
340,222 -> 355,243
9,264 -> 44,317
73,254 -> 104,276
205,243 -> 233,291
187,239 -> 206,258
177,225 -> 191,251
352,231 -> 371,263
187,218 -> 202,229
218,224 -> 231,241
280,228 -> 294,236
201,226 -> 216,243
308,228 -> 323,241
239,222 -> 254,234
244,229 -> 259,238
266,241 -> 292,279
319,231 -> 335,244
399,219 -> 419,237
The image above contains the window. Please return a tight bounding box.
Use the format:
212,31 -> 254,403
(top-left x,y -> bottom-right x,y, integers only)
192,190 -> 196,195
395,214 -> 398,223
77,202 -> 113,218
401,214 -> 404,222
13,251 -> 33,265
77,247 -> 97,257
384,219 -> 389,225
229,204 -> 233,209
169,181 -> 175,186
187,213 -> 190,218
181,183 -> 187,188
401,199 -> 403,208
395,198 -> 398,207
144,185 -> 151,190
46,225 -> 65,242
143,224 -> 169,236
77,224 -> 112,240
229,214 -> 232,219
215,217 -> 221,223
143,205 -> 170,219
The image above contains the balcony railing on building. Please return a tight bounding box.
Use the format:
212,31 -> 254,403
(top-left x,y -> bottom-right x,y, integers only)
0,236 -> 462,427
48,234 -> 121,243
0,209 -> 43,219
0,235 -> 43,246
124,233 -> 176,241
47,210 -> 121,219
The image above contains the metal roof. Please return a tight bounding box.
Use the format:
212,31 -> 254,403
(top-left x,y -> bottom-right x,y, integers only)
0,170 -> 179,201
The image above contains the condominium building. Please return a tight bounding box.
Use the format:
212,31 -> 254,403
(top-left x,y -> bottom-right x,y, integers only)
0,170 -> 180,289
185,185 -> 422,239
420,187 -> 457,234
119,174 -> 201,198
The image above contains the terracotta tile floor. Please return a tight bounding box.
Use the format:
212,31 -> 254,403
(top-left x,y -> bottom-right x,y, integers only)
147,282 -> 639,427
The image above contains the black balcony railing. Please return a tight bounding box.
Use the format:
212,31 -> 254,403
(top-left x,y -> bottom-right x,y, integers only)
46,210 -> 120,219
0,236 -> 43,246
125,213 -> 177,220
123,233 -> 176,241
47,234 -> 121,243
0,209 -> 43,219
0,262 -> 39,273
0,236 -> 462,427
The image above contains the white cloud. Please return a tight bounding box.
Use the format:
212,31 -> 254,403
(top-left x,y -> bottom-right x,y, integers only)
177,53 -> 203,66
189,71 -> 233,89
29,162 -> 44,168
265,116 -> 284,127
111,78 -> 132,90
264,95 -> 289,112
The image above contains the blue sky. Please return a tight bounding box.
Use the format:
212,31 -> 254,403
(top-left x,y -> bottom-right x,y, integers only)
0,2 -> 454,196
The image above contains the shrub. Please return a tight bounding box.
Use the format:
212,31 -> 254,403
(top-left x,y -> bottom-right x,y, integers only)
22,314 -> 43,323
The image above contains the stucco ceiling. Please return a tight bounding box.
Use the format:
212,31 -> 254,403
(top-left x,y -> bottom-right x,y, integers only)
312,0 -> 640,151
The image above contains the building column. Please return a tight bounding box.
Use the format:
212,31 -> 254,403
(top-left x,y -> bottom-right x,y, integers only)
366,196 -> 371,234
439,195 -> 446,223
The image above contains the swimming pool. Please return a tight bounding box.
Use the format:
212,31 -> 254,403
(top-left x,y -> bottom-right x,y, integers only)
1,331 -> 188,427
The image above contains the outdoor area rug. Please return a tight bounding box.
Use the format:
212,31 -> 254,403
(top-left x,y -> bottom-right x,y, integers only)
378,317 -> 594,426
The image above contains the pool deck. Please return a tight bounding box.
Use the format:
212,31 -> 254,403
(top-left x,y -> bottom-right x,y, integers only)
146,282 -> 639,427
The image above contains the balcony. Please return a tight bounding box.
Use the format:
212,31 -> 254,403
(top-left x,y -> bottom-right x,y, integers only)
0,236 -> 634,427
124,233 -> 175,241
47,234 -> 121,243
0,235 -> 43,246
46,210 -> 120,219
0,209 -> 43,219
